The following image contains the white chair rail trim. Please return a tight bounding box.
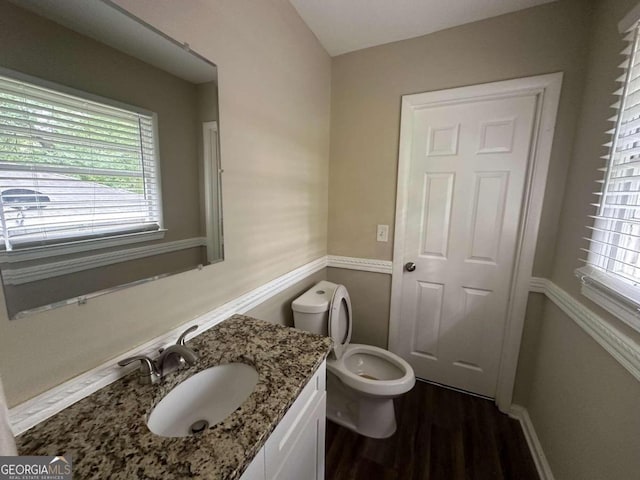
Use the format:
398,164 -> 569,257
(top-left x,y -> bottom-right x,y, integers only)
530,277 -> 640,383
8,256 -> 328,435
327,255 -> 393,274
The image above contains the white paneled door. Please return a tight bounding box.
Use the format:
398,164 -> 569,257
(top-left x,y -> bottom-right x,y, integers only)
394,93 -> 537,397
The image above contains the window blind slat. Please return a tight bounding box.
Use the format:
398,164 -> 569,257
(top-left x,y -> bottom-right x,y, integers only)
0,181 -> 147,192
0,82 -> 141,120
592,203 -> 640,211
611,158 -> 640,172
7,223 -> 160,248
620,100 -> 640,121
594,189 -> 640,197
580,250 -> 640,275
587,225 -> 640,240
0,102 -> 142,133
602,174 -> 640,185
0,97 -> 141,133
0,152 -> 151,171
0,138 -> 155,162
0,121 -> 155,147
0,115 -> 134,146
3,201 -> 157,209
584,236 -> 640,254
0,124 -> 141,151
6,215 -> 161,233
0,164 -> 143,178
589,214 -> 640,226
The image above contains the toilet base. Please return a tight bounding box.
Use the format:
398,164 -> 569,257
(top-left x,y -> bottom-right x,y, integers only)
327,372 -> 397,439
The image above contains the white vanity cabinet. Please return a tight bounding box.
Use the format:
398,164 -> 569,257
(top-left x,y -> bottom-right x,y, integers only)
240,362 -> 326,480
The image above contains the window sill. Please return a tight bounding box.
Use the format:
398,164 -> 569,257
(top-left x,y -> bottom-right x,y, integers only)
575,265 -> 640,333
0,235 -> 206,286
0,229 -> 167,264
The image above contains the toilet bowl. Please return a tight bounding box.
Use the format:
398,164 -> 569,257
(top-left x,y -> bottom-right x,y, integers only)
292,280 -> 415,438
328,344 -> 415,397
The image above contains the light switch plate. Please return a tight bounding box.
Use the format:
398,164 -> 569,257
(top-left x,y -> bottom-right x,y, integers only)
377,224 -> 389,242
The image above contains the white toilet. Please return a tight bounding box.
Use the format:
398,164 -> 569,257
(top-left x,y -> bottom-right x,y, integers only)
292,280 -> 415,439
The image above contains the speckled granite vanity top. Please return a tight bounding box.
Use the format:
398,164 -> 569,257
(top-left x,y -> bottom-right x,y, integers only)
16,315 -> 332,479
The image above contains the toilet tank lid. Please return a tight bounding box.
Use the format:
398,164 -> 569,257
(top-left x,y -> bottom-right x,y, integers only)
291,280 -> 337,314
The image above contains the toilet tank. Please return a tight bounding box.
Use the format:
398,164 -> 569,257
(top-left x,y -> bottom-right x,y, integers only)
291,281 -> 338,335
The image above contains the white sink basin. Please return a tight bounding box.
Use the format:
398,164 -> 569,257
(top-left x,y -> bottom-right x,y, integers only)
147,363 -> 259,437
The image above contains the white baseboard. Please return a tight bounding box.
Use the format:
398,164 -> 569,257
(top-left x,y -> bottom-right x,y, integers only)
509,405 -> 555,480
8,256 -> 327,435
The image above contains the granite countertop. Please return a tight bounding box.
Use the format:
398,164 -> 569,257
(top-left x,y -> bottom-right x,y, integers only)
16,315 -> 332,479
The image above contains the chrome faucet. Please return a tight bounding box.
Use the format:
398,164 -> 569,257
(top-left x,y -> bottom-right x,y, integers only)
118,325 -> 199,384
176,324 -> 198,346
118,355 -> 161,385
156,344 -> 198,375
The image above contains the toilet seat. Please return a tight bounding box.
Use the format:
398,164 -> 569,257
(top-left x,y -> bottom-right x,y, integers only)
328,284 -> 352,359
327,344 -> 415,397
326,284 -> 414,396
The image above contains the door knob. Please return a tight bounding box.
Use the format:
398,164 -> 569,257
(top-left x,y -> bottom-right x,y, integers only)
405,262 -> 416,272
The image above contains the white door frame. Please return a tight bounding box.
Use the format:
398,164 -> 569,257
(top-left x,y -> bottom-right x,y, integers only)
389,73 -> 563,412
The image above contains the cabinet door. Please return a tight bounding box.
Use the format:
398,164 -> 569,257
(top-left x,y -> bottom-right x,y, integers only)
272,392 -> 326,480
240,447 -> 265,480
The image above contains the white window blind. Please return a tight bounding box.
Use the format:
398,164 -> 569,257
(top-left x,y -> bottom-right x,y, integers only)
0,72 -> 162,251
578,22 -> 640,332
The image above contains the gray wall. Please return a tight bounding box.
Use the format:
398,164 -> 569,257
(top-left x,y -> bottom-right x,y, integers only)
326,267 -> 390,348
248,270 -> 327,327
328,0 -> 592,276
512,293 -> 545,405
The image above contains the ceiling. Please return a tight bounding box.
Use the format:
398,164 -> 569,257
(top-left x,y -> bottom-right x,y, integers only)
289,0 -> 557,56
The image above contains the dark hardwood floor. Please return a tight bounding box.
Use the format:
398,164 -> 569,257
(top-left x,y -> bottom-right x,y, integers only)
325,380 -> 539,480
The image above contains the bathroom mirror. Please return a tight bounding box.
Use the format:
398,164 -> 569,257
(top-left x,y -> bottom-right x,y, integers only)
0,0 -> 223,318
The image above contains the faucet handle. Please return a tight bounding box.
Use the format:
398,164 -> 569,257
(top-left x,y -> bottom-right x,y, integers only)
177,325 -> 198,346
118,355 -> 160,384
